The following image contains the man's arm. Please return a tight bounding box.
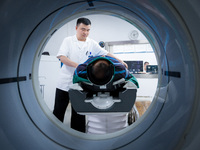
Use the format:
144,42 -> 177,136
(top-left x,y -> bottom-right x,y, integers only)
106,53 -> 128,68
58,55 -> 79,68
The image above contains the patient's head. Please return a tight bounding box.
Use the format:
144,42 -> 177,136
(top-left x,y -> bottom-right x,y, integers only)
92,60 -> 110,80
87,58 -> 114,85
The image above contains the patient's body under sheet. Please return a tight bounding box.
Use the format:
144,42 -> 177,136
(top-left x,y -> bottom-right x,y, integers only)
86,113 -> 128,134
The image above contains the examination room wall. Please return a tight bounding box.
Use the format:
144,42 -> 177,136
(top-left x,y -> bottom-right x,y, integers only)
39,14 -> 157,115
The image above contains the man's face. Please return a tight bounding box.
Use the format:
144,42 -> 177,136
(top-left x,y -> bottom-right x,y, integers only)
76,23 -> 91,41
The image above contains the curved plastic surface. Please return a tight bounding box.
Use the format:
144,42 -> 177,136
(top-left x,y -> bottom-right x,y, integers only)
0,0 -> 200,150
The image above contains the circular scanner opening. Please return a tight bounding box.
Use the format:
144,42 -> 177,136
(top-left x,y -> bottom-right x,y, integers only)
36,13 -> 159,138
15,1 -> 199,149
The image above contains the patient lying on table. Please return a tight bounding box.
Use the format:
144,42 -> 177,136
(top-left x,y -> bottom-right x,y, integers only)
71,55 -> 139,134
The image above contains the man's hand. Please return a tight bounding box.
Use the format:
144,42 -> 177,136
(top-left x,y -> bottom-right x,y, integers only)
58,55 -> 79,68
122,61 -> 128,68
106,53 -> 128,68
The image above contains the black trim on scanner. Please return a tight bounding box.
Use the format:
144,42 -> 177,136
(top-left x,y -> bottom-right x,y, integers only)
165,71 -> 181,78
0,76 -> 27,84
87,0 -> 94,7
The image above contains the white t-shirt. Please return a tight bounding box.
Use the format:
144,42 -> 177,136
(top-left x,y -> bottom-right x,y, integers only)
56,35 -> 108,91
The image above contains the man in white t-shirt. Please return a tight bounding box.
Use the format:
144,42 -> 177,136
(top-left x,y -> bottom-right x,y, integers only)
53,17 -> 127,132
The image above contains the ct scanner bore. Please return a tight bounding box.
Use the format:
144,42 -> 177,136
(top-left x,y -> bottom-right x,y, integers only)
0,0 -> 200,150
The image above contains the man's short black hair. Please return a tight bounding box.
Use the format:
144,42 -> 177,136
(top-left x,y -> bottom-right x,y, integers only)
76,18 -> 91,26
